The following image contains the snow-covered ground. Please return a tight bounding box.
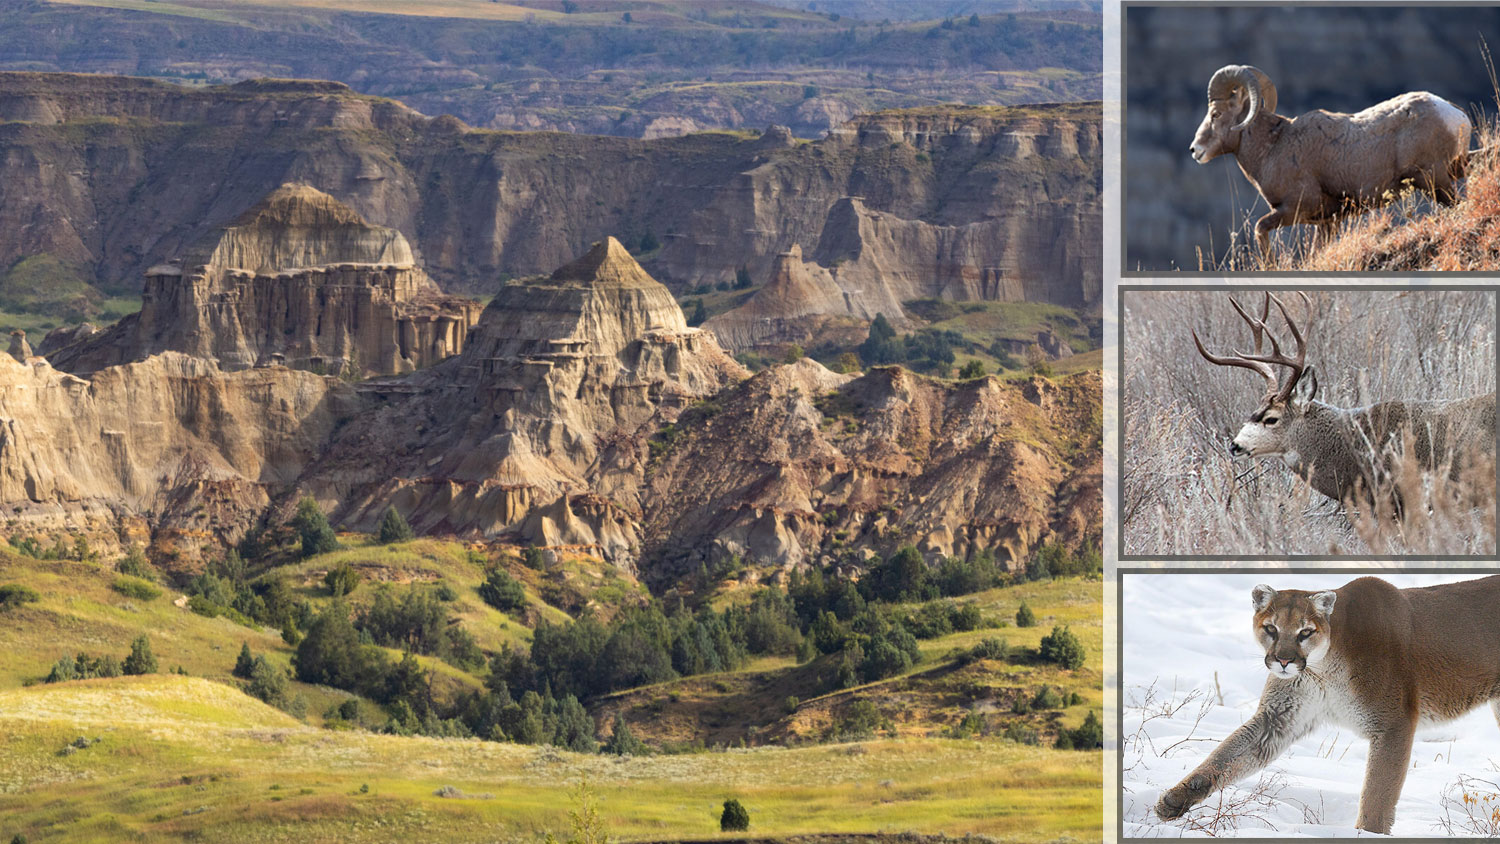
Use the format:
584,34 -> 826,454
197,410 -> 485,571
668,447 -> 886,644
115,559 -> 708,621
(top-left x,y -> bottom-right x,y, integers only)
1121,572 -> 1500,838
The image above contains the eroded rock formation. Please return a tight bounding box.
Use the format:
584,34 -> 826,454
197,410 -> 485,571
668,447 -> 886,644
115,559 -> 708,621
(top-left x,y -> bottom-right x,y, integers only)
0,352 -> 357,560
303,237 -> 746,567
0,235 -> 1099,576
48,184 -> 481,378
639,360 -> 1101,581
0,74 -> 1099,336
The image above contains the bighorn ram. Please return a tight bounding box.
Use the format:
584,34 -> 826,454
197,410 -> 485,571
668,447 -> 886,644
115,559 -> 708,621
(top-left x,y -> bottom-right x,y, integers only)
1193,292 -> 1495,512
1190,65 -> 1474,255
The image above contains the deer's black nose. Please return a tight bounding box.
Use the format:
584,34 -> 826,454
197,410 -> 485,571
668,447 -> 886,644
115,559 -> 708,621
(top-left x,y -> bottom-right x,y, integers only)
1229,441 -> 1246,456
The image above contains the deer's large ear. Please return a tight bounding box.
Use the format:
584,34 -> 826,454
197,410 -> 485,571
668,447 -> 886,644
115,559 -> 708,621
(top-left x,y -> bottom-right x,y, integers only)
1252,584 -> 1276,611
1292,365 -> 1318,407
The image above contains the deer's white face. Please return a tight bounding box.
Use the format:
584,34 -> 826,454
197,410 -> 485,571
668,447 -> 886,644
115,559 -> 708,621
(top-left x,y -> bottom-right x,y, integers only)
1228,370 -> 1318,463
1230,399 -> 1299,458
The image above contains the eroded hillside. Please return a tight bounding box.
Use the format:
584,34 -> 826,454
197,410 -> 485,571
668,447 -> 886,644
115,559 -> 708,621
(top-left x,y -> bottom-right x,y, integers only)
0,74 -> 1101,335
0,224 -> 1099,577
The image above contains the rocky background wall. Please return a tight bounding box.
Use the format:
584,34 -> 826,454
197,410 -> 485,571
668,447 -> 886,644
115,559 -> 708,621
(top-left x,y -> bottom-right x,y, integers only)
0,75 -> 1100,320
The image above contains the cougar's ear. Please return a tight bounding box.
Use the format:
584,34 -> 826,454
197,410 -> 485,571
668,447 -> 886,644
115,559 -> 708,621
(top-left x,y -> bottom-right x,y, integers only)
1292,366 -> 1318,408
1310,590 -> 1337,617
1251,584 -> 1276,611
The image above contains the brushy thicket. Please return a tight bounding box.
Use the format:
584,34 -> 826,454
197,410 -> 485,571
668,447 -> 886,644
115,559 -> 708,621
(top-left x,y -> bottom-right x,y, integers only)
1123,290 -> 1495,555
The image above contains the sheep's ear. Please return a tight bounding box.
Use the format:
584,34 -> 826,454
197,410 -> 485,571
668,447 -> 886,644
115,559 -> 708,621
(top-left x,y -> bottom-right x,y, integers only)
1310,591 -> 1337,617
1252,584 -> 1276,611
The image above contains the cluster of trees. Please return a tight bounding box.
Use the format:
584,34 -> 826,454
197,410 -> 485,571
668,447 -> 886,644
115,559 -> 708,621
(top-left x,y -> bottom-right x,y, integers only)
478,567 -> 528,614
358,586 -> 484,670
183,555 -> 307,640
46,636 -> 155,683
492,603 -> 750,701
857,315 -> 971,376
292,601 -> 467,736
8,534 -> 95,562
233,643 -> 297,712
0,583 -> 39,611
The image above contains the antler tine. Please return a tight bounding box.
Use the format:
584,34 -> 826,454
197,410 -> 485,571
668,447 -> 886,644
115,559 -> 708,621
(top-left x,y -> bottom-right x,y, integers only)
1226,294 -> 1270,355
1237,292 -> 1310,404
1192,329 -> 1279,396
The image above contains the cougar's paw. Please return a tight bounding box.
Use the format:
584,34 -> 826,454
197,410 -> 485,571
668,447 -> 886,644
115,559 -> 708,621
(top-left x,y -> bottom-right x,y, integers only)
1155,775 -> 1210,820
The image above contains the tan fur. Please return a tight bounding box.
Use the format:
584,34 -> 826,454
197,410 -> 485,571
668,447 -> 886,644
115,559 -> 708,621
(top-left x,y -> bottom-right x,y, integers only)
1155,575 -> 1500,834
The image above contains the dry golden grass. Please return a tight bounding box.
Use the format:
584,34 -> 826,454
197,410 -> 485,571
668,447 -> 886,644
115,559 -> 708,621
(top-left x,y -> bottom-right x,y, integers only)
1123,289 -> 1496,556
1206,122 -> 1500,272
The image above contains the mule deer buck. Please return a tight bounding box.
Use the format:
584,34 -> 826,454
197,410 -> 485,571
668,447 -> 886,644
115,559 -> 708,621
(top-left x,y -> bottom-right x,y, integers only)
1193,292 -> 1495,513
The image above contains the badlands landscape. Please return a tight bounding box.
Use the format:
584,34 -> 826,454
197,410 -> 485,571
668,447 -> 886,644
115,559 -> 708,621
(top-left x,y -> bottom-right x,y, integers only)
0,2 -> 1102,842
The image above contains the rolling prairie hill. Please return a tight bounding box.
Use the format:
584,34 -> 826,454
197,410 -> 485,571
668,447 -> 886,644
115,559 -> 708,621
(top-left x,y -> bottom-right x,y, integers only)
0,535 -> 1102,843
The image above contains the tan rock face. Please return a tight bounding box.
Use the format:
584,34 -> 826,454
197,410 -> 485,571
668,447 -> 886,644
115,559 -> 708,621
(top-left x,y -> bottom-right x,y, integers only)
637,361 -> 1102,583
49,184 -> 481,378
0,76 -> 1097,327
0,352 -> 356,564
305,238 -> 747,567
183,183 -> 416,273
0,234 -> 1100,577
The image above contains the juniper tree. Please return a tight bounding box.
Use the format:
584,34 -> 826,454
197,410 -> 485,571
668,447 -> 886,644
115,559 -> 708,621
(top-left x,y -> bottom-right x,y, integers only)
377,505 -> 415,544
123,636 -> 157,675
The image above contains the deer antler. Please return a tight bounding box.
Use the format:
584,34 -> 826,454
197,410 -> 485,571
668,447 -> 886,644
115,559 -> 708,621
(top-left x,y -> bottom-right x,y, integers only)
1194,292 -> 1311,402
1237,292 -> 1309,403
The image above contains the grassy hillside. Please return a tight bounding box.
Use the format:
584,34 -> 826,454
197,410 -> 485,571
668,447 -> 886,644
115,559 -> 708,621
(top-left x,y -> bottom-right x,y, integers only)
0,676 -> 1098,843
0,533 -> 1101,841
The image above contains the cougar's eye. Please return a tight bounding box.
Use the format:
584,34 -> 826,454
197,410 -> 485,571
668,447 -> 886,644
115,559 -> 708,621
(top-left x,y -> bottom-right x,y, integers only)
1262,624 -> 1277,638
1297,628 -> 1315,641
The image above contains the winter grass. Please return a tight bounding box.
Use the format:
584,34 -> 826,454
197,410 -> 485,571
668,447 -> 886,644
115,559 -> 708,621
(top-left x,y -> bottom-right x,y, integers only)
1122,289 -> 1496,556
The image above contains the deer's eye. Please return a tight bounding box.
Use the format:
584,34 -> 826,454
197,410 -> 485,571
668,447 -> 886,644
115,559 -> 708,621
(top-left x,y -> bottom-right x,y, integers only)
1211,109 -> 1221,118
1297,628 -> 1315,641
1262,415 -> 1279,426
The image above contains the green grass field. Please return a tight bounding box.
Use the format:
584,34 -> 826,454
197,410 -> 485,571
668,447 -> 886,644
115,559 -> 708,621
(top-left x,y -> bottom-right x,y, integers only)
0,539 -> 1100,842
0,676 -> 1098,843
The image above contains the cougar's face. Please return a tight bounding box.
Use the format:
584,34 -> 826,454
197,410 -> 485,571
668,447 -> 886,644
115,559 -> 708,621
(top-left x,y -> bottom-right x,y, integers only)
1251,585 -> 1335,679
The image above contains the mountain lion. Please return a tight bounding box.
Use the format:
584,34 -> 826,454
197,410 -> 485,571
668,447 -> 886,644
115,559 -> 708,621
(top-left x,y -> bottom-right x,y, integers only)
1153,575 -> 1500,834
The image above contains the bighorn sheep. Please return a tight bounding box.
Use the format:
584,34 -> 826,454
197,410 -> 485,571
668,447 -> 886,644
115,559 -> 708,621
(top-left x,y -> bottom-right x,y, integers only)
1193,292 -> 1495,512
1190,65 -> 1474,256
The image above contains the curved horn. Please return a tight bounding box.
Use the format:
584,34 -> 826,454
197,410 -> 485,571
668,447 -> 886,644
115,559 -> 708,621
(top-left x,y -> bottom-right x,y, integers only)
1207,65 -> 1277,130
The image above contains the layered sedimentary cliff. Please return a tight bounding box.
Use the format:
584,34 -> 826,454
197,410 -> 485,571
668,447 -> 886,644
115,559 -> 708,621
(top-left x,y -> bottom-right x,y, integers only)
303,238 -> 747,566
639,360 -> 1101,583
0,351 -> 357,560
301,240 -> 1099,573
0,74 -> 1100,339
49,184 -> 480,377
0,235 -> 1098,574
